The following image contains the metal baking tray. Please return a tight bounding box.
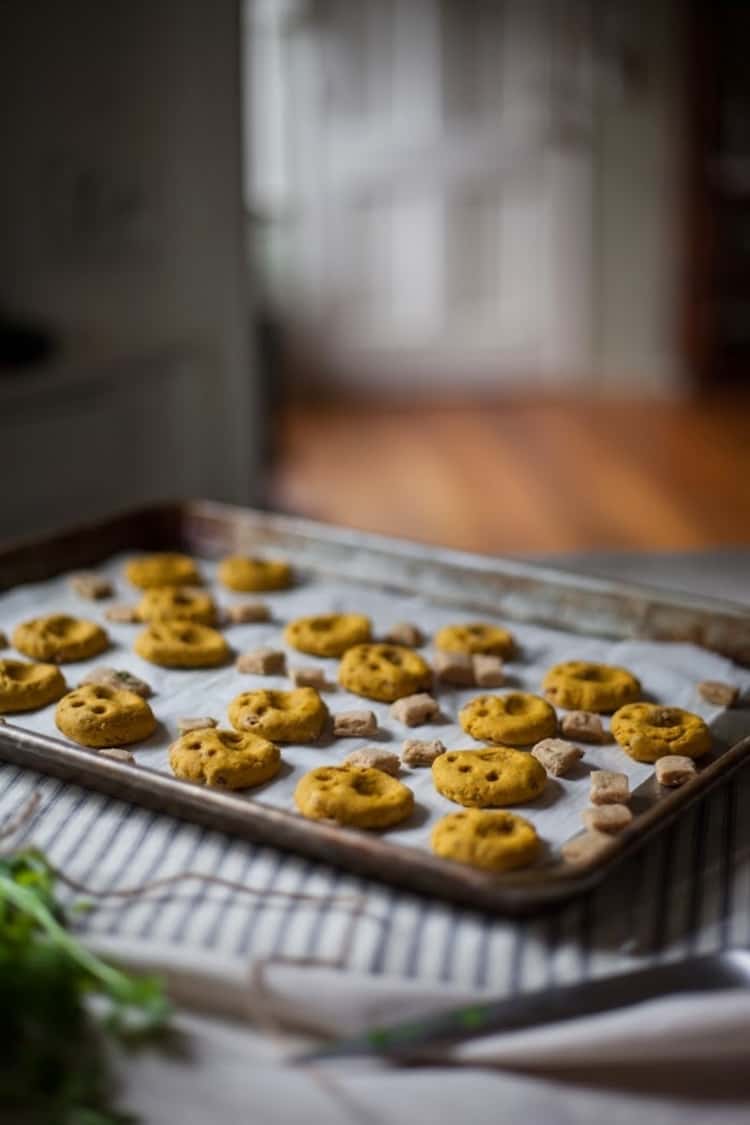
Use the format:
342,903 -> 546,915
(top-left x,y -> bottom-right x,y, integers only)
1,499 -> 749,916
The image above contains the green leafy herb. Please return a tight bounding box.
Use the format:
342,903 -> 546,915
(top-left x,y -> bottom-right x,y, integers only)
0,847 -> 171,1122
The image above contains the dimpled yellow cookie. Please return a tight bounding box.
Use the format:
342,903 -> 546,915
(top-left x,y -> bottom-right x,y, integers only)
134,622 -> 230,668
284,613 -> 371,657
611,703 -> 711,763
136,586 -> 217,625
12,615 -> 109,664
125,552 -> 201,589
431,809 -> 540,872
169,727 -> 280,789
217,554 -> 291,593
0,659 -> 67,714
435,623 -> 515,658
338,643 -> 432,703
459,692 -> 557,746
295,764 -> 414,829
432,747 -> 547,807
543,661 -> 641,713
228,687 -> 328,742
55,684 -> 156,748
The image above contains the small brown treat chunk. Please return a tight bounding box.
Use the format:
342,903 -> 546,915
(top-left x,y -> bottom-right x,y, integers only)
472,654 -> 505,688
655,754 -> 698,787
81,666 -> 153,699
226,601 -> 272,625
562,830 -> 612,864
236,648 -> 286,675
343,746 -> 401,777
383,622 -> 424,648
97,748 -> 136,764
698,680 -> 739,708
560,710 -> 605,743
178,716 -> 219,734
531,738 -> 583,777
401,738 -> 446,767
390,692 -> 440,727
582,803 -> 633,834
69,572 -> 114,600
433,650 -> 475,686
0,630 -> 7,648
290,665 -> 328,690
590,770 -> 630,806
105,603 -> 140,624
332,710 -> 378,738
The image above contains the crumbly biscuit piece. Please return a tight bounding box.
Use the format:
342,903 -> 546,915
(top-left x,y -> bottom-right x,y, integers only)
472,654 -> 505,688
125,552 -> 201,589
229,687 -> 328,742
332,710 -> 378,737
582,804 -> 633,834
435,623 -> 515,658
383,622 -> 424,647
531,738 -> 583,777
69,572 -> 114,600
343,747 -> 401,777
55,684 -> 156,748
0,659 -> 67,714
560,710 -> 605,743
390,692 -> 440,727
97,748 -> 136,764
294,765 -> 414,829
285,613 -> 371,657
401,738 -> 446,767
105,603 -> 140,624
433,650 -> 475,686
177,716 -> 218,733
339,643 -> 432,703
698,681 -> 739,708
290,665 -> 328,690
135,622 -> 230,668
561,831 -> 612,864
217,555 -> 291,593
459,692 -> 557,747
655,755 -> 698,787
136,587 -> 217,625
225,601 -> 272,625
13,615 -> 109,664
170,727 -> 281,790
236,647 -> 286,675
543,661 -> 641,714
431,809 -> 540,873
432,747 -> 547,808
611,703 -> 711,763
589,770 -> 630,805
81,666 -> 153,699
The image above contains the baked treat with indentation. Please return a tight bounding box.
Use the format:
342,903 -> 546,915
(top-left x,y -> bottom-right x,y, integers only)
432,746 -> 547,807
125,553 -> 201,589
431,809 -> 540,873
459,692 -> 557,746
55,684 -> 156,748
611,703 -> 711,763
339,643 -> 432,703
13,615 -> 109,663
134,622 -> 230,668
217,554 -> 292,593
0,659 -> 67,714
285,613 -> 371,657
169,727 -> 280,789
136,587 -> 217,625
435,622 -> 515,659
228,686 -> 328,742
294,764 -> 414,829
543,661 -> 641,713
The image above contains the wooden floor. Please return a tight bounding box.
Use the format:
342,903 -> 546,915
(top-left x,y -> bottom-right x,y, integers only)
270,392 -> 750,555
